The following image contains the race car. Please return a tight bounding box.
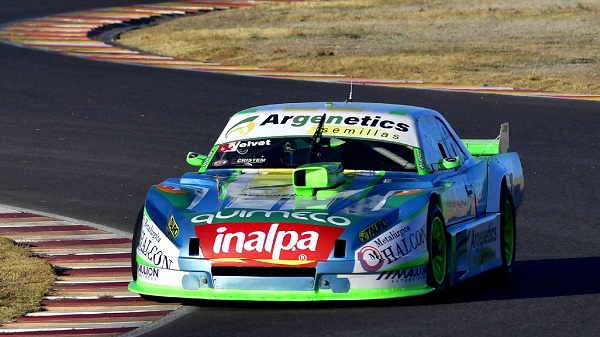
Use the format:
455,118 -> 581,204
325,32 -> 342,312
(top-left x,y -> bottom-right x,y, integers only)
128,101 -> 524,301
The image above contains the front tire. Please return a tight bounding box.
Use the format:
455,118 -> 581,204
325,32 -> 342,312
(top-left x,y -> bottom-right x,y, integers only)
426,203 -> 449,292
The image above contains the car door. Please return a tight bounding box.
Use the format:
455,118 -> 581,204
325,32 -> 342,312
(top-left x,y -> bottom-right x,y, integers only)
417,115 -> 478,224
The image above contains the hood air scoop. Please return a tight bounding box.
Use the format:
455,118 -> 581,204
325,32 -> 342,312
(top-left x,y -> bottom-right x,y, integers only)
293,162 -> 345,197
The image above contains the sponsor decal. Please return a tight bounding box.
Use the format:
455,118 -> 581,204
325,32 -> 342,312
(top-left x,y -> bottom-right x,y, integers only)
195,222 -> 344,262
416,148 -> 426,172
218,143 -> 237,153
376,265 -> 427,283
470,224 -> 497,249
218,140 -> 272,154
372,225 -> 412,247
191,209 -> 351,227
138,218 -> 174,269
358,218 -> 389,243
230,157 -> 267,165
143,217 -> 162,243
225,116 -> 258,139
357,226 -> 426,272
200,145 -> 219,172
212,159 -> 228,167
167,215 -> 179,239
138,264 -> 159,281
260,114 -> 410,132
314,125 -> 406,139
357,246 -> 384,272
478,246 -> 496,264
378,227 -> 426,265
214,223 -> 316,260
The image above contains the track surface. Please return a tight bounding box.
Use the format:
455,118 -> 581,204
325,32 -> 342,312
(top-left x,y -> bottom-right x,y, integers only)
1,1 -> 599,336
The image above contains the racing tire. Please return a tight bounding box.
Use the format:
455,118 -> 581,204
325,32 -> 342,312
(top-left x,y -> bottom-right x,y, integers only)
426,203 -> 449,292
131,207 -> 144,282
498,188 -> 516,277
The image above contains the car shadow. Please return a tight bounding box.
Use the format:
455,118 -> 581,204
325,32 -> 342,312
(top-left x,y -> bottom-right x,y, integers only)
149,256 -> 600,309
437,256 -> 600,305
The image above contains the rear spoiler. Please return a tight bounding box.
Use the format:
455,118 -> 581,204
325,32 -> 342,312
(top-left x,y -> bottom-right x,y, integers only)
463,123 -> 509,156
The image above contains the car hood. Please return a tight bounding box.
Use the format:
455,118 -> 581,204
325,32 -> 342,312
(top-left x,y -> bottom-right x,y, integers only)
144,169 -> 433,265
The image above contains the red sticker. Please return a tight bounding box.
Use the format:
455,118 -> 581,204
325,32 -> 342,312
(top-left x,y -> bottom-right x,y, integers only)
218,142 -> 238,153
195,222 -> 344,263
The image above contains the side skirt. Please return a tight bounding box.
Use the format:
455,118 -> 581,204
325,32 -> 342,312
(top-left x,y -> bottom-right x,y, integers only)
446,213 -> 503,286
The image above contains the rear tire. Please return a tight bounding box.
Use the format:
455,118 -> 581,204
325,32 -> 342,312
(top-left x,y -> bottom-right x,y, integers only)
498,189 -> 516,277
426,203 -> 449,292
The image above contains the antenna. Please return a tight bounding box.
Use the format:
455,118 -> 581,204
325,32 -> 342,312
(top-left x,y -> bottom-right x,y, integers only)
346,78 -> 353,104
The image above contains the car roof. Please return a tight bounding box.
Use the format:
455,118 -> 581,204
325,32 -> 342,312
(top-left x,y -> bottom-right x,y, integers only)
216,102 -> 442,147
233,102 -> 439,120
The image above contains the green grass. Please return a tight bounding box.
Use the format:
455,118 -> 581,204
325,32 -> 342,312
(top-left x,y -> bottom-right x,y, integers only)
0,237 -> 55,324
117,0 -> 600,94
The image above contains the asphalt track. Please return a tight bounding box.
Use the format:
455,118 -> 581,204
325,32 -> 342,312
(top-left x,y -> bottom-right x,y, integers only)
1,1 -> 599,336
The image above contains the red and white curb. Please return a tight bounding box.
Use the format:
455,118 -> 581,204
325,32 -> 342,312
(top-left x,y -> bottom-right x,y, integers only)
1,0 -> 599,101
0,206 -> 179,336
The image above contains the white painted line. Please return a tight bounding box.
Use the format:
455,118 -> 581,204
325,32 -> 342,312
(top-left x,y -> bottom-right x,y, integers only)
52,263 -> 131,269
53,261 -> 130,268
65,49 -> 140,54
90,54 -> 175,60
44,292 -> 140,300
15,234 -> 121,242
120,306 -> 197,337
55,279 -> 131,284
23,41 -> 109,46
0,220 -> 92,227
26,308 -> 177,316
0,204 -> 131,238
131,60 -> 220,65
0,322 -> 146,332
44,251 -> 130,256
36,249 -> 131,256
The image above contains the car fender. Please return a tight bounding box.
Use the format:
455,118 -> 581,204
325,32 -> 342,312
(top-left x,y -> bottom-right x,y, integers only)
486,153 -> 524,213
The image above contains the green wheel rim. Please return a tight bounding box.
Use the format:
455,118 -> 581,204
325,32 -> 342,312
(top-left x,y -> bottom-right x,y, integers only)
431,217 -> 447,285
503,201 -> 515,265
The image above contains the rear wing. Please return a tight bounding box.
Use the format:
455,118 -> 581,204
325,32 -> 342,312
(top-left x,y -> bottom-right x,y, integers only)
463,123 -> 509,156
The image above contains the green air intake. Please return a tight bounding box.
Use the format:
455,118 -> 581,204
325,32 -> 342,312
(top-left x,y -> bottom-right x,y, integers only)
293,162 -> 345,197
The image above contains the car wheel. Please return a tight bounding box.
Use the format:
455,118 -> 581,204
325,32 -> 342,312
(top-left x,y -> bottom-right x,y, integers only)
427,203 -> 449,291
131,207 -> 144,281
499,189 -> 516,276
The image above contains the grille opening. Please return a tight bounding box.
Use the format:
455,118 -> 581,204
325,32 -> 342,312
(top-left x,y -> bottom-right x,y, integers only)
189,238 -> 200,256
212,267 -> 316,278
333,239 -> 346,258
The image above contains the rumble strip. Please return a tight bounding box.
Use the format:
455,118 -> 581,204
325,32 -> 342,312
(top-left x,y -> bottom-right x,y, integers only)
0,207 -> 179,336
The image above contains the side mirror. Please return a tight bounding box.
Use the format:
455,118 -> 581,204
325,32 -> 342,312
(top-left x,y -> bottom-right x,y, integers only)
186,152 -> 207,167
437,156 -> 461,170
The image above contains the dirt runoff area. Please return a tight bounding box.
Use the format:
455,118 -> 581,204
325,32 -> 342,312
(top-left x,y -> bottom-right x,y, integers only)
117,0 -> 600,94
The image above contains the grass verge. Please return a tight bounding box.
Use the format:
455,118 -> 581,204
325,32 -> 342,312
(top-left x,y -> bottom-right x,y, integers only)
0,237 -> 55,324
117,0 -> 600,94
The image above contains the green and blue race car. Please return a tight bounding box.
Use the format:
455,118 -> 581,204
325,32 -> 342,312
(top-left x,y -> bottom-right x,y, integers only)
129,101 -> 524,301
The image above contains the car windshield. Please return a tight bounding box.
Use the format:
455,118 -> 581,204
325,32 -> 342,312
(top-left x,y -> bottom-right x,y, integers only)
208,137 -> 417,171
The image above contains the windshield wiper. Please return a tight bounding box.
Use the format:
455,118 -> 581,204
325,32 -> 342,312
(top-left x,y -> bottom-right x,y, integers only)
307,113 -> 326,163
